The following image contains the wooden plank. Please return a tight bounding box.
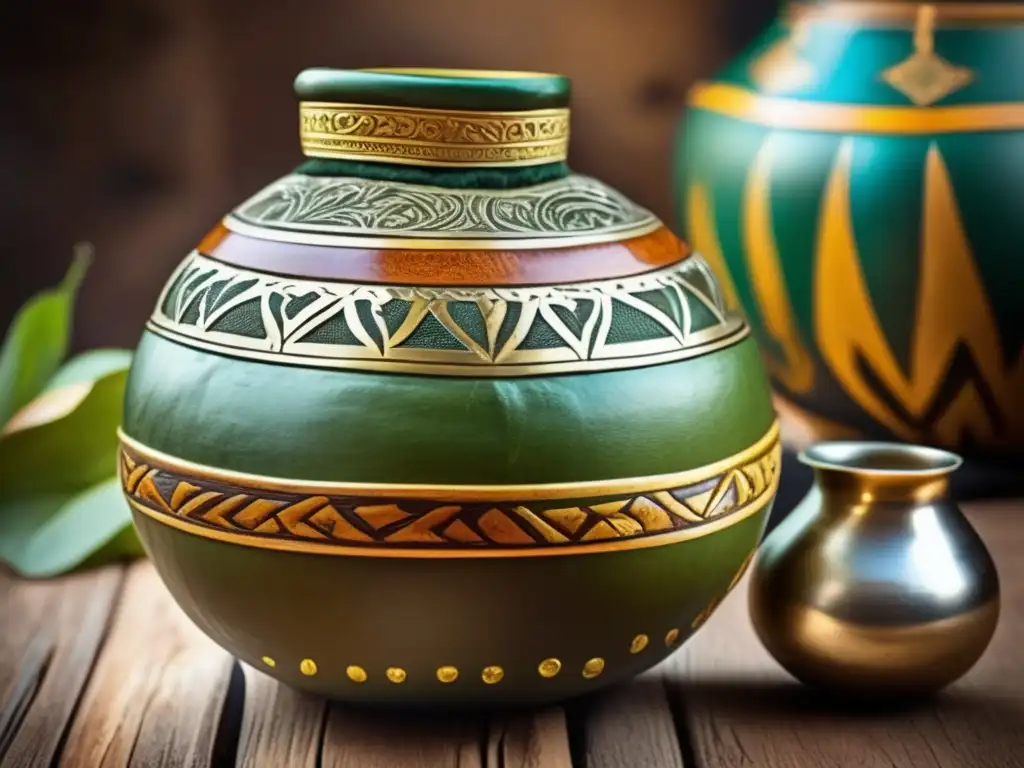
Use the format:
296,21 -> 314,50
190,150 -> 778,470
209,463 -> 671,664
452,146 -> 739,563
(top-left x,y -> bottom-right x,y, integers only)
320,706 -> 484,768
235,664 -> 324,768
58,561 -> 235,768
486,707 -> 574,768
0,565 -> 123,768
669,500 -> 1024,768
317,703 -> 574,767
574,676 -> 685,768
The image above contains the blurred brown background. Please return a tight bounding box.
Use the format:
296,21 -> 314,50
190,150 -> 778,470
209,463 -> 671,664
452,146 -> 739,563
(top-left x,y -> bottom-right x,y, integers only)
0,0 -> 776,350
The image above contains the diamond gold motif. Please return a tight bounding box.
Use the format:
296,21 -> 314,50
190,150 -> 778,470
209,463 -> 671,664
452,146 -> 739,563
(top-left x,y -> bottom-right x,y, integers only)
881,5 -> 974,106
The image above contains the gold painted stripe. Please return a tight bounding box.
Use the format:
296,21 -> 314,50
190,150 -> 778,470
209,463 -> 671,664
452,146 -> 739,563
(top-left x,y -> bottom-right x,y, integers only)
789,1 -> 1024,26
688,82 -> 1024,134
299,102 -> 569,168
222,215 -> 663,251
119,420 -> 779,503
127,474 -> 776,559
301,142 -> 566,169
144,319 -> 750,378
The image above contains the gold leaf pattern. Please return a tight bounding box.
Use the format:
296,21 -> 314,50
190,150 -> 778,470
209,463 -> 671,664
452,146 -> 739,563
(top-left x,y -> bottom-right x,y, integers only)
148,252 -> 747,378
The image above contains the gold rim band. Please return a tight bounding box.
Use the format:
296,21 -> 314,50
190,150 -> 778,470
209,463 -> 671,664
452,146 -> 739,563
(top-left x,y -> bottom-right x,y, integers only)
120,423 -> 780,558
299,102 -> 570,167
689,82 -> 1024,134
119,421 -> 779,502
788,1 -> 1024,26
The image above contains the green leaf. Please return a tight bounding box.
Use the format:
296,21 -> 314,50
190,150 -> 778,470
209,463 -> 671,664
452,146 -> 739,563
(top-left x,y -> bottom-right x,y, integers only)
0,477 -> 138,578
0,366 -> 128,499
45,348 -> 133,392
0,246 -> 91,426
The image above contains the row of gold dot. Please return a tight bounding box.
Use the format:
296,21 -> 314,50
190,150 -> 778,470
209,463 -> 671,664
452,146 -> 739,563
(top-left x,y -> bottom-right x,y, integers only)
260,627 -> 685,682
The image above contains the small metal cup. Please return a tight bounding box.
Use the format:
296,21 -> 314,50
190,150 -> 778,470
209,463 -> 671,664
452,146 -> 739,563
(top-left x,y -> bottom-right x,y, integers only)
749,441 -> 1000,698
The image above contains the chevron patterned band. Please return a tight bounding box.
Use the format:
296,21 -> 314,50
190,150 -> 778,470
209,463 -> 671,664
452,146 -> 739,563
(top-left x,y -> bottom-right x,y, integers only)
119,422 -> 780,558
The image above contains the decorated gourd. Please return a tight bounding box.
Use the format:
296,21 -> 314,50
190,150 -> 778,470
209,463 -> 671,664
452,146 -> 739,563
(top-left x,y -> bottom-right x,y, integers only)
121,68 -> 779,705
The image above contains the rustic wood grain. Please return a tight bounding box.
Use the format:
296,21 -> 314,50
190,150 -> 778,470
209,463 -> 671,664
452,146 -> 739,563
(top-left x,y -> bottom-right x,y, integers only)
2,500 -> 1020,767
669,501 -> 1024,768
486,707 -> 574,768
0,565 -> 123,768
575,675 -> 686,768
57,561 -> 235,768
321,706 -> 484,768
235,664 -> 325,768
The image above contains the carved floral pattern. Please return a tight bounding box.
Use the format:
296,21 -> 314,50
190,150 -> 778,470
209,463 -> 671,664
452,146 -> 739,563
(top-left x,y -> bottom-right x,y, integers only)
228,174 -> 658,240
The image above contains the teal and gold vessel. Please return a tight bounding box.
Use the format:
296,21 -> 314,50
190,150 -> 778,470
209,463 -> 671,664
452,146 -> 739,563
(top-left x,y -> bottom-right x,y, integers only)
122,68 -> 778,705
677,1 -> 1024,460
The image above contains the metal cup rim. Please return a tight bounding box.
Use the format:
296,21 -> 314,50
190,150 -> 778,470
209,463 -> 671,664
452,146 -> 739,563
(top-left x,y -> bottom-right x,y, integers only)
797,440 -> 964,478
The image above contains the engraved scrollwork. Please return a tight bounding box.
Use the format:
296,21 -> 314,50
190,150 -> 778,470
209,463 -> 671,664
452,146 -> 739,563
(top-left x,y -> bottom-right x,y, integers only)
298,103 -> 570,168
302,109 -> 568,145
228,173 -> 659,241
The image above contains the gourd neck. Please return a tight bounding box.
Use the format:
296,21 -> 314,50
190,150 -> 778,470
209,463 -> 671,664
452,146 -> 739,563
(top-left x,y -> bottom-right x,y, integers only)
294,158 -> 570,189
292,67 -> 572,189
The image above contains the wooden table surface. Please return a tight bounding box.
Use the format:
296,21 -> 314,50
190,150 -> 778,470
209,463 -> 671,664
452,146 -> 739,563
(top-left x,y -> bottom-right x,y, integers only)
2,500 -> 1021,768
